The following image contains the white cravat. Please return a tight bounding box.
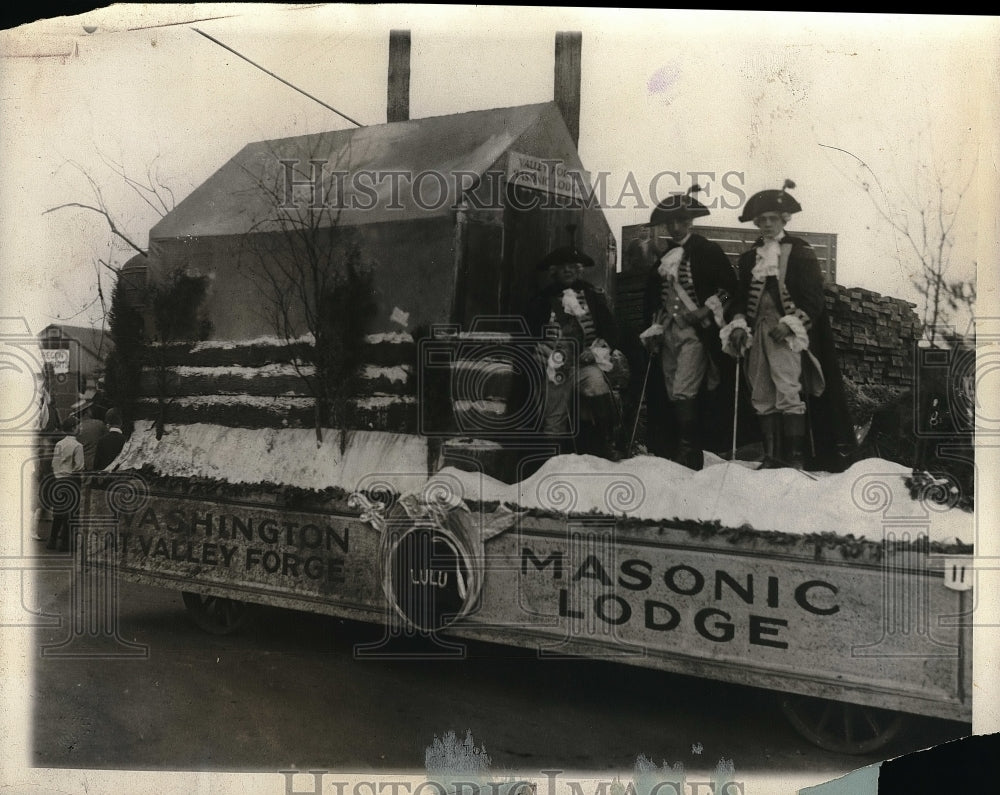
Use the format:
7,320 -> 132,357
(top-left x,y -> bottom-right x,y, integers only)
752,237 -> 782,280
561,288 -> 587,317
657,246 -> 684,280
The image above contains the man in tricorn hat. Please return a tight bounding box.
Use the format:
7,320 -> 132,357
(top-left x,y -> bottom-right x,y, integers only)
723,180 -> 854,470
640,185 -> 739,469
526,243 -> 624,461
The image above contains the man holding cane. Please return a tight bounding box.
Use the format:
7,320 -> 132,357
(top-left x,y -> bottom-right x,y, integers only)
640,185 -> 738,469
723,180 -> 854,471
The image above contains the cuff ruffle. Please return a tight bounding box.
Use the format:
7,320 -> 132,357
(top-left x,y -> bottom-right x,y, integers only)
720,316 -> 752,357
779,314 -> 809,353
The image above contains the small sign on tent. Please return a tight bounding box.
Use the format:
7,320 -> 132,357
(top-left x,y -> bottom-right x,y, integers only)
507,150 -> 591,201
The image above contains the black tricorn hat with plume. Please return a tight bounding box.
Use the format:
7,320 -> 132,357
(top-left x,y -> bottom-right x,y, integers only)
647,184 -> 711,226
536,223 -> 597,270
738,179 -> 802,223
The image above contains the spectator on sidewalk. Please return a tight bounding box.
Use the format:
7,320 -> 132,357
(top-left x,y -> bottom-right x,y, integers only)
75,401 -> 106,517
75,402 -> 106,471
32,365 -> 61,540
47,416 -> 84,552
94,408 -> 127,470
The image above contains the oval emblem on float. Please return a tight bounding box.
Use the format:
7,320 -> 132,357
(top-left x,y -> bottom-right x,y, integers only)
386,520 -> 474,632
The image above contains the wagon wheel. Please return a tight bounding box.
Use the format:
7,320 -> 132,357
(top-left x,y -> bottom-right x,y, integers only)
181,592 -> 259,635
780,694 -> 907,755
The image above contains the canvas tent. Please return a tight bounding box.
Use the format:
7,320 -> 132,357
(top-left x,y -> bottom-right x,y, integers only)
144,101 -> 616,341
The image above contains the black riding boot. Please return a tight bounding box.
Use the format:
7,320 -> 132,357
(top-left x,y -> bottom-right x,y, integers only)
586,393 -> 621,462
783,413 -> 806,470
673,399 -> 704,471
758,413 -> 781,469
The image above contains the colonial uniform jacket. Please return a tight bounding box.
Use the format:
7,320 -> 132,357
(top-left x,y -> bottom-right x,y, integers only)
641,233 -> 748,457
642,233 -> 737,331
527,279 -> 620,353
731,234 -> 825,332
513,280 -> 621,440
732,234 -> 856,469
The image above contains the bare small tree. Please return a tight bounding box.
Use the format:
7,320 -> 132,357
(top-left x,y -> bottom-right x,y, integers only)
821,134 -> 977,348
239,136 -> 377,448
43,151 -> 178,334
45,151 -> 184,433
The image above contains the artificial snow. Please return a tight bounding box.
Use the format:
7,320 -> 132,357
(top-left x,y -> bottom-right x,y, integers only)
354,395 -> 416,408
453,399 -> 506,414
170,363 -> 315,378
361,365 -> 411,383
431,455 -> 974,546
455,332 -> 514,342
138,394 -> 413,409
138,395 -> 313,409
185,331 -> 413,351
164,363 -> 410,384
188,333 -> 316,351
364,331 -> 413,344
113,421 -> 429,493
453,359 -> 515,375
111,422 -> 974,546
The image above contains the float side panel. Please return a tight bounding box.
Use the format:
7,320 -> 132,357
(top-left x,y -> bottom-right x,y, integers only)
108,493 -> 386,617
459,521 -> 970,722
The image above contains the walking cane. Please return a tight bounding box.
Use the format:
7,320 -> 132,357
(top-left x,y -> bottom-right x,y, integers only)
731,354 -> 741,461
805,400 -> 816,459
629,356 -> 654,456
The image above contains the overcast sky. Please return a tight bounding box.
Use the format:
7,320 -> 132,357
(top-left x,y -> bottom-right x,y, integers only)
0,6 -> 996,338
1,7 -> 999,791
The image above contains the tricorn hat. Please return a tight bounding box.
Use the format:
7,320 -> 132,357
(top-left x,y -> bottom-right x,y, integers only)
647,184 -> 710,226
538,224 -> 597,270
537,245 -> 597,271
738,179 -> 802,223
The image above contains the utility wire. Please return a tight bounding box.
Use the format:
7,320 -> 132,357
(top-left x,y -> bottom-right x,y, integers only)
192,27 -> 363,127
129,15 -> 238,32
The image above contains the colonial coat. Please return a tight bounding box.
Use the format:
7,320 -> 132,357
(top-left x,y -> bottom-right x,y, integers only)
527,279 -> 620,352
732,234 -> 855,471
641,233 -> 748,457
522,278 -> 618,412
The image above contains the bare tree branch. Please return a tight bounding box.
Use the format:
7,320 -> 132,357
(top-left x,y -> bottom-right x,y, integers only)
42,201 -> 148,256
46,154 -> 177,259
97,149 -> 176,218
819,131 -> 978,347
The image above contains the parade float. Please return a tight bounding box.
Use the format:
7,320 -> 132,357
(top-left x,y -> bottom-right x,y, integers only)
92,407 -> 973,756
86,33 -> 974,756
